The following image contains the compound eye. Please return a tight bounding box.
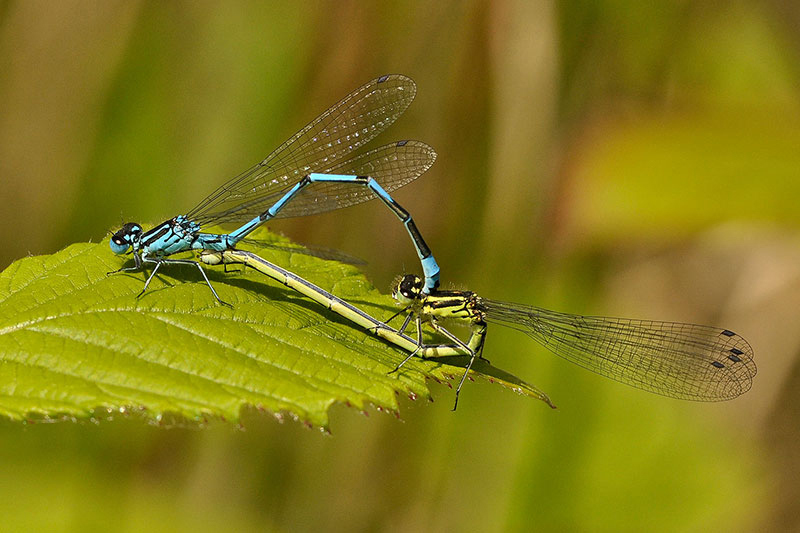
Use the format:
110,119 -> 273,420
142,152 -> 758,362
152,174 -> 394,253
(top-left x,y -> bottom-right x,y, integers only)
109,237 -> 130,254
109,222 -> 140,254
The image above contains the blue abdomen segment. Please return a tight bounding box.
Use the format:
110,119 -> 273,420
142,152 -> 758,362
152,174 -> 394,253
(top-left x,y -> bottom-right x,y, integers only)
421,256 -> 440,293
209,172 -> 442,293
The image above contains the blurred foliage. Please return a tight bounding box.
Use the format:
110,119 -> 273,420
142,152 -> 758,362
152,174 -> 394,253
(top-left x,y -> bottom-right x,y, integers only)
1,0 -> 798,531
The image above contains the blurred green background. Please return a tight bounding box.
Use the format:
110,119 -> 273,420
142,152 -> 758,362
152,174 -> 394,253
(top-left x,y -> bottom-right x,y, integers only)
0,1 -> 797,531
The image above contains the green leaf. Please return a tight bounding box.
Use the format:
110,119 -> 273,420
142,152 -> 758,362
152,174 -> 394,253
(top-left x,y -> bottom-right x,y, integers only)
0,230 -> 549,430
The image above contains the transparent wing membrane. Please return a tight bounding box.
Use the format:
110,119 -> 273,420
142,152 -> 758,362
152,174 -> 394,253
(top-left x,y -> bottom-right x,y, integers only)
187,74 -> 417,225
481,299 -> 756,401
272,140 -> 435,218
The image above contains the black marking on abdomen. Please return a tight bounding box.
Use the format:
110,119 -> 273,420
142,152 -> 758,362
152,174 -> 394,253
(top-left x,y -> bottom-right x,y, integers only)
405,220 -> 432,257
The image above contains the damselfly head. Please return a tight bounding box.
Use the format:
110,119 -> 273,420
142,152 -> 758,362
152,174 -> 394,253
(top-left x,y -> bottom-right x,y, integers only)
391,274 -> 424,305
109,222 -> 142,254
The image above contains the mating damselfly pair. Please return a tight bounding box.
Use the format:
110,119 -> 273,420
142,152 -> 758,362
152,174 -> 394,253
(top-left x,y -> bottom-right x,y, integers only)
111,75 -> 756,409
